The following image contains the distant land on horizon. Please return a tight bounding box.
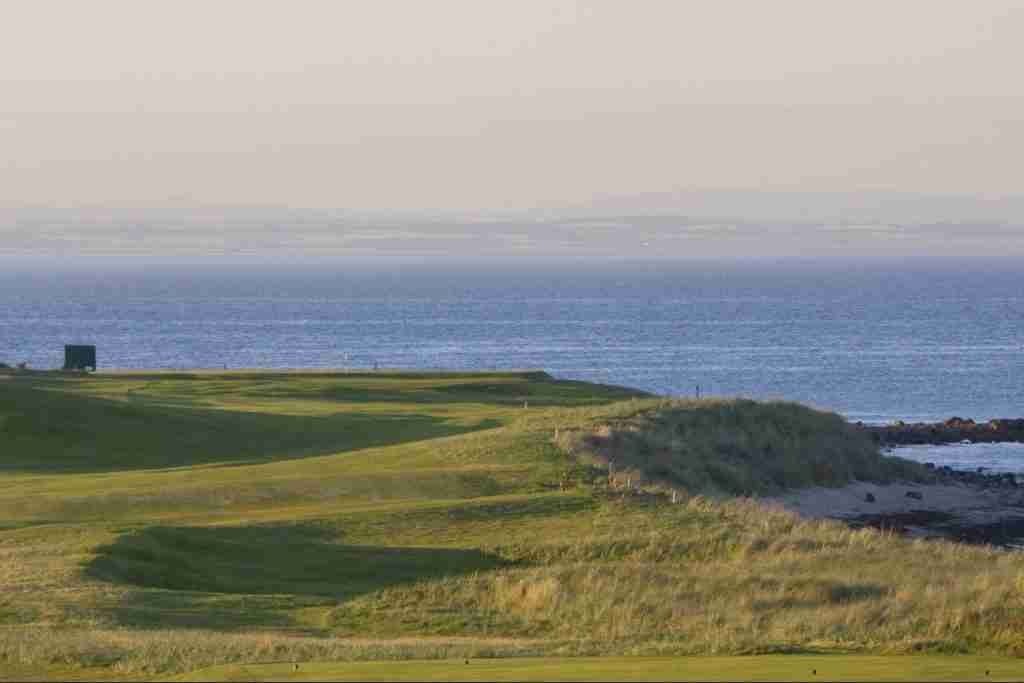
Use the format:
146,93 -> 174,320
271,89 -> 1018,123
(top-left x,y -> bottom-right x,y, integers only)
3,189 -> 1023,262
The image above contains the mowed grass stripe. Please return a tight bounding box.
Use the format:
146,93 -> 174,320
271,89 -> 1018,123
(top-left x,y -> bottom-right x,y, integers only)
167,656 -> 1024,682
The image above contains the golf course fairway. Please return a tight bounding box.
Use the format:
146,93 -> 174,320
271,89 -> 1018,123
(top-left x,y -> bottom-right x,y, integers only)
169,655 -> 1024,682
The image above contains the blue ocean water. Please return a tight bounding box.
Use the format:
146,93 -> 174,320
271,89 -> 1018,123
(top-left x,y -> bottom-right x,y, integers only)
2,261 -> 1022,431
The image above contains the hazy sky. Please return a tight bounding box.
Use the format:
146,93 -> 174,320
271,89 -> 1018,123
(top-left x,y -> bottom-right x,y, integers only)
3,1 -> 1023,212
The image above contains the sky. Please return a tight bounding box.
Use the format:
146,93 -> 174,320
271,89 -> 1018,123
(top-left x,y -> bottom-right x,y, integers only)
3,0 -> 1023,209
1,1 -> 1023,261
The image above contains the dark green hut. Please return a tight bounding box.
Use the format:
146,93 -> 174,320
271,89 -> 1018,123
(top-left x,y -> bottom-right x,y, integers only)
64,345 -> 96,371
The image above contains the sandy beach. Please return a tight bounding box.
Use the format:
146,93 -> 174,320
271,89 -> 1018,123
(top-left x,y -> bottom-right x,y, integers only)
772,480 -> 1024,544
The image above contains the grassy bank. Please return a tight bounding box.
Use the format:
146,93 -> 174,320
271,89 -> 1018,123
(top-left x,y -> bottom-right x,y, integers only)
1,371 -> 1022,680
562,398 -> 930,495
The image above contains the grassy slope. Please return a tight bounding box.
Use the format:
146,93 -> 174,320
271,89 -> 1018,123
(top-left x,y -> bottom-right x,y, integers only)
1,370 -> 1023,681
564,398 -> 930,495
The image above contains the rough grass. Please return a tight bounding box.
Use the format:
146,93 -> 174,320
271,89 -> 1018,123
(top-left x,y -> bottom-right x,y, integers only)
332,499 -> 1024,654
1,371 -> 1022,680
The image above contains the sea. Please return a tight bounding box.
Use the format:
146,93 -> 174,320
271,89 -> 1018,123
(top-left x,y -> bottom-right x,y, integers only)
2,260 -> 1022,473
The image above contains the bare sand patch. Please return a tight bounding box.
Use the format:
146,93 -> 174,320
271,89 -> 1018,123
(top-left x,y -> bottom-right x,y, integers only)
771,480 -> 1024,542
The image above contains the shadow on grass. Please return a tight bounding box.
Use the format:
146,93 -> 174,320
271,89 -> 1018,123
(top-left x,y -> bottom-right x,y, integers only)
87,525 -> 511,600
1,379 -> 499,474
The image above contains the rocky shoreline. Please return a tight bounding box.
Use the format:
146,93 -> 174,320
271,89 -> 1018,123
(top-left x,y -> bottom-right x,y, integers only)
849,508 -> 1024,547
860,416 -> 1024,446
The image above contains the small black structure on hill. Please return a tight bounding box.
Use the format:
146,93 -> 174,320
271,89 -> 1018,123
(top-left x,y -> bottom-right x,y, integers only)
64,345 -> 96,371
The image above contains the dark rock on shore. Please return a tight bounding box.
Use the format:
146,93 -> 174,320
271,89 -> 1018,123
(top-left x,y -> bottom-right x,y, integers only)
860,417 -> 1024,446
